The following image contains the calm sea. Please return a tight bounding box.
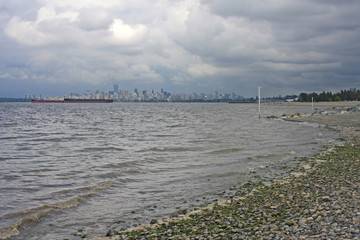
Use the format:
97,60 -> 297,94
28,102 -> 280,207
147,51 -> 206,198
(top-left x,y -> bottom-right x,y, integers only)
0,102 -> 339,239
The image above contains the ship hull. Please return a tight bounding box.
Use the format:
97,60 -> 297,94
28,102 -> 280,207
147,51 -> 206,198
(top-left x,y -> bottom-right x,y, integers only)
31,100 -> 64,103
32,99 -> 113,103
63,98 -> 113,103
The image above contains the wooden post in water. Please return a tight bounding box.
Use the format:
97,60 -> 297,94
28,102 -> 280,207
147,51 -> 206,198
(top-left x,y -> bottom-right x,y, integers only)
258,86 -> 261,119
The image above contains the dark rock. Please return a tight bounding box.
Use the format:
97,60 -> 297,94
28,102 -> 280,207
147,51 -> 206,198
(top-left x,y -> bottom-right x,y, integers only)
322,196 -> 331,202
106,228 -> 119,237
150,218 -> 158,224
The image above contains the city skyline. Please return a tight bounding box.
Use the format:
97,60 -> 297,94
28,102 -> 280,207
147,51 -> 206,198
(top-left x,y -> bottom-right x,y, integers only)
26,85 -> 250,102
1,1 -> 360,97
25,84 -> 301,102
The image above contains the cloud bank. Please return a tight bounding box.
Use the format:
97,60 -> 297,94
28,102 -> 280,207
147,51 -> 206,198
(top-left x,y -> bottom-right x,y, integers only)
1,0 -> 359,97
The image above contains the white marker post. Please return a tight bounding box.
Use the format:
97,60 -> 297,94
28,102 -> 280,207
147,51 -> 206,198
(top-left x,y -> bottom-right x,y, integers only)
258,86 -> 261,119
312,97 -> 314,111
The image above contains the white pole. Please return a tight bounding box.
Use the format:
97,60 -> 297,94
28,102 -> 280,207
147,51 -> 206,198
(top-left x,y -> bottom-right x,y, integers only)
258,86 -> 261,119
312,97 -> 314,111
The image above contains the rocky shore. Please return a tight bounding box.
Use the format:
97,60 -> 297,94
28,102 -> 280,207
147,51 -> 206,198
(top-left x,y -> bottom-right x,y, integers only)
95,103 -> 360,240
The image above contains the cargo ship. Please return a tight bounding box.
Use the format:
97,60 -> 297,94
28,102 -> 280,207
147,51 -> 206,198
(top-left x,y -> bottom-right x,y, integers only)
31,99 -> 64,103
32,98 -> 113,103
63,98 -> 113,103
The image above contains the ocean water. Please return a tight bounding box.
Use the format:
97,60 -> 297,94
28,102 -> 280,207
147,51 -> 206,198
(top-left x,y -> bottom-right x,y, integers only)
0,102 -> 339,239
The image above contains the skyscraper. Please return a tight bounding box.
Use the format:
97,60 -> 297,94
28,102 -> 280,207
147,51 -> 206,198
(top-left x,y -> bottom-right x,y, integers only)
114,84 -> 119,94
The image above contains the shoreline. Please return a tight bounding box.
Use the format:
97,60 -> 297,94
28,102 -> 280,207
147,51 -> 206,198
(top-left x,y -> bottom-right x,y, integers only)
94,102 -> 360,240
267,100 -> 360,107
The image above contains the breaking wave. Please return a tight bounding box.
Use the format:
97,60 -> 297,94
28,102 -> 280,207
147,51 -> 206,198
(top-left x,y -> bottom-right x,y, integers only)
0,193 -> 94,240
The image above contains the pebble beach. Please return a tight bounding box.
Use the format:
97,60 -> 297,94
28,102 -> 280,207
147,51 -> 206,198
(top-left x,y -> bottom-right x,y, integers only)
94,102 -> 360,240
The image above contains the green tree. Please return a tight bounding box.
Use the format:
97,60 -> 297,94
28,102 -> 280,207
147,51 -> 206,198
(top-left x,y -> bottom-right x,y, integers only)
307,92 -> 318,102
334,96 -> 341,101
298,93 -> 308,102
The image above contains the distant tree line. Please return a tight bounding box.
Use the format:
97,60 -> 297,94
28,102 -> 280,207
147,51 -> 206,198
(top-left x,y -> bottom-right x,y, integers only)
298,88 -> 360,102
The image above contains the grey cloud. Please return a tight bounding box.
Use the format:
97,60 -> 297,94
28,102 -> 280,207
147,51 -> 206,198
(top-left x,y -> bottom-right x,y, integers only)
0,0 -> 359,98
77,8 -> 113,31
201,0 -> 360,87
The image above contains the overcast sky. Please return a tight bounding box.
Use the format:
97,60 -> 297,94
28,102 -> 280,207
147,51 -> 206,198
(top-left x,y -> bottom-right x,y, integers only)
1,0 -> 359,97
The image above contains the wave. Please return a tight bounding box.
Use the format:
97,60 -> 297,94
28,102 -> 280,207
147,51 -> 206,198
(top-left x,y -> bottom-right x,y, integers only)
100,160 -> 139,169
0,193 -> 94,240
208,148 -> 243,154
1,122 -> 18,127
81,146 -> 125,152
0,136 -> 19,140
203,171 -> 245,179
96,171 -> 122,179
247,150 -> 295,161
124,168 -> 142,175
141,146 -> 196,152
31,137 -> 65,142
20,168 -> 56,173
151,134 -> 178,138
1,187 -> 39,193
166,124 -> 185,128
49,182 -> 112,197
247,153 -> 276,160
277,150 -> 297,162
0,181 -> 113,239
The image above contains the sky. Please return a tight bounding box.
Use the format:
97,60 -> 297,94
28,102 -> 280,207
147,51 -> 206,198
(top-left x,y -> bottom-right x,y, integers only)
0,0 -> 359,98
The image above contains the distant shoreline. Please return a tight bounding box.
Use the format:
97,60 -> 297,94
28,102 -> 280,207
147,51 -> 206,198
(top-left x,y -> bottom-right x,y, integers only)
269,100 -> 360,107
1,98 -> 360,105
0,98 -> 30,102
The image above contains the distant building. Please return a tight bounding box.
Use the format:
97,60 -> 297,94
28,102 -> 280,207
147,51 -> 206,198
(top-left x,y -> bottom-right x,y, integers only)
114,84 -> 119,94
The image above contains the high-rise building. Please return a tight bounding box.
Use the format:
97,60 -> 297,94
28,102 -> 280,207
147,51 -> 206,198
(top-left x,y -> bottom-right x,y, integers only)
114,84 -> 119,94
